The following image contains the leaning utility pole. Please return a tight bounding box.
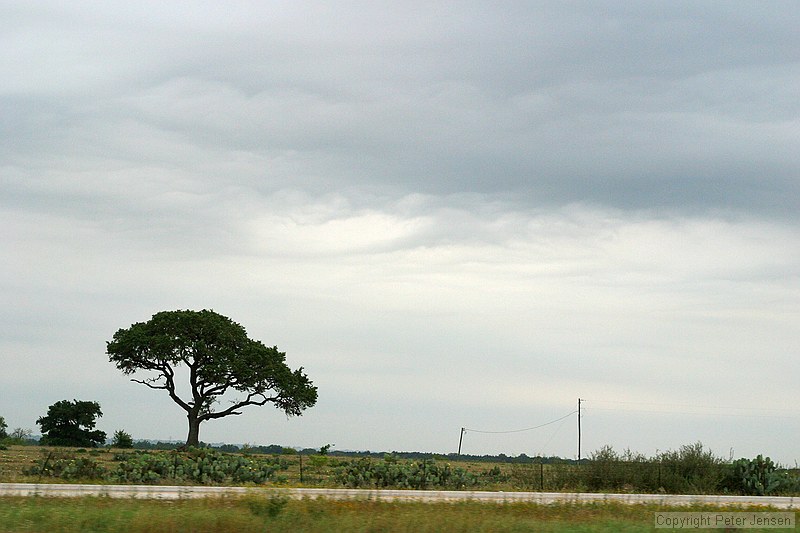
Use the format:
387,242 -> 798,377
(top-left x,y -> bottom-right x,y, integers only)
457,427 -> 465,455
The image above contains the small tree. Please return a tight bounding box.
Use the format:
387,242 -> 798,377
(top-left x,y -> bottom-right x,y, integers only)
9,428 -> 32,441
107,309 -> 318,447
37,400 -> 107,447
111,430 -> 134,448
0,416 -> 7,440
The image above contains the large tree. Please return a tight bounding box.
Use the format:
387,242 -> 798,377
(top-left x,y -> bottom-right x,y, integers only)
106,309 -> 317,447
37,400 -> 107,447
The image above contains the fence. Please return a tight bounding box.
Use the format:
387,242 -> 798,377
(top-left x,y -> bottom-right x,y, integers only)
508,461 -> 731,494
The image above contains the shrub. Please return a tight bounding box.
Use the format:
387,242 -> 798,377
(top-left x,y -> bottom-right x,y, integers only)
110,448 -> 289,484
25,451 -> 106,480
335,457 -> 484,489
565,442 -> 728,494
577,446 -> 656,492
656,442 -> 727,494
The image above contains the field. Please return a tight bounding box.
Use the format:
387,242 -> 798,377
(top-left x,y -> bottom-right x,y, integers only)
3,445 -> 798,532
1,496 -> 795,533
2,443 -> 798,496
0,445 -> 512,489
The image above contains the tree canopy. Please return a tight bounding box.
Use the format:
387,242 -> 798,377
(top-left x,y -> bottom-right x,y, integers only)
111,429 -> 133,448
106,309 -> 318,446
37,400 -> 107,447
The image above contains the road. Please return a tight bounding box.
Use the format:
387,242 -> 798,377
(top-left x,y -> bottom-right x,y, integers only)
0,483 -> 797,508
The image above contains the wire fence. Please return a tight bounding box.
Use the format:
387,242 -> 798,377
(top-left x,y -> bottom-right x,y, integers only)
508,461 -> 734,494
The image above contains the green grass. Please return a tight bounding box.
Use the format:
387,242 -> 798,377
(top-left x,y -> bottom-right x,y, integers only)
0,497 -> 794,533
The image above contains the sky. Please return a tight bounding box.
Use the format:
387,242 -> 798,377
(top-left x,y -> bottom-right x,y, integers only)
2,1 -> 799,464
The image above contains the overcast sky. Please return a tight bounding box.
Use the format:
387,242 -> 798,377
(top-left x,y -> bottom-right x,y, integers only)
2,1 -> 799,464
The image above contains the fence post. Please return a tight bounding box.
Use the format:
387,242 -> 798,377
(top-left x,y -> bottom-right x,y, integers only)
540,461 -> 544,490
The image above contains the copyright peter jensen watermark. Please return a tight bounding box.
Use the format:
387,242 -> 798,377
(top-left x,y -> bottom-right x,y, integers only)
655,512 -> 795,529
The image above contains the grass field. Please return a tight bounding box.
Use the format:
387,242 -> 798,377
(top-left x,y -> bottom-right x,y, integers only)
3,444 -> 798,497
1,496 -> 794,533
2,445 -> 798,531
0,445 -> 606,492
0,445 -> 515,489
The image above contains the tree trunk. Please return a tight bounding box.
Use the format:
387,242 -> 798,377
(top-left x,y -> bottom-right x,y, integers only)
186,415 -> 201,447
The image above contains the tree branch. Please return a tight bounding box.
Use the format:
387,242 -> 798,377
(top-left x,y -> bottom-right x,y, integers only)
199,392 -> 276,421
129,363 -> 192,413
200,381 -> 235,398
131,378 -> 167,390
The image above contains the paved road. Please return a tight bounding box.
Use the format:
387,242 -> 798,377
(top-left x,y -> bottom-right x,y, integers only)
0,483 -> 797,508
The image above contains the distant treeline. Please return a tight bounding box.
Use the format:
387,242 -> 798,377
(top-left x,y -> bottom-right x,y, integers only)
130,440 -> 573,464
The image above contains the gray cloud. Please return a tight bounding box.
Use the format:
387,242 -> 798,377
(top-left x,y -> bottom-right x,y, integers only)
2,2 -> 799,461
4,2 -> 799,213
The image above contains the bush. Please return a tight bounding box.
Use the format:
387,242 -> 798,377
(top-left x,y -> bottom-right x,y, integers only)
562,442 -> 728,494
335,457 -> 489,489
110,448 -> 290,485
656,442 -> 727,494
20,448 -> 292,485
25,451 -> 106,480
582,446 -> 653,492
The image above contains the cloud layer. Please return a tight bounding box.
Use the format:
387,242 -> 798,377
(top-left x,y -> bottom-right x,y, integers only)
2,2 -> 799,462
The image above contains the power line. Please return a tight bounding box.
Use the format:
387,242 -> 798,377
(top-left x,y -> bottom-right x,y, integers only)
540,409 -> 573,451
463,410 -> 578,434
586,406 -> 795,419
591,399 -> 800,414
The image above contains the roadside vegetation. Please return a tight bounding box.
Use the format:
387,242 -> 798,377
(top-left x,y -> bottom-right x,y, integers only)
0,496 -> 791,533
1,442 -> 798,496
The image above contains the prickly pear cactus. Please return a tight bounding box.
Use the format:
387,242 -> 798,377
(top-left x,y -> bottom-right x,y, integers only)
723,455 -> 795,496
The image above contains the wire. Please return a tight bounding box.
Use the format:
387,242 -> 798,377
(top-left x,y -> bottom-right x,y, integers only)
590,399 -> 800,414
586,406 -> 795,419
540,409 -> 573,450
464,410 -> 578,434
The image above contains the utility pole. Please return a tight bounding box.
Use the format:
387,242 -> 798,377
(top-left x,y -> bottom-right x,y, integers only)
577,398 -> 582,462
457,427 -> 465,455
